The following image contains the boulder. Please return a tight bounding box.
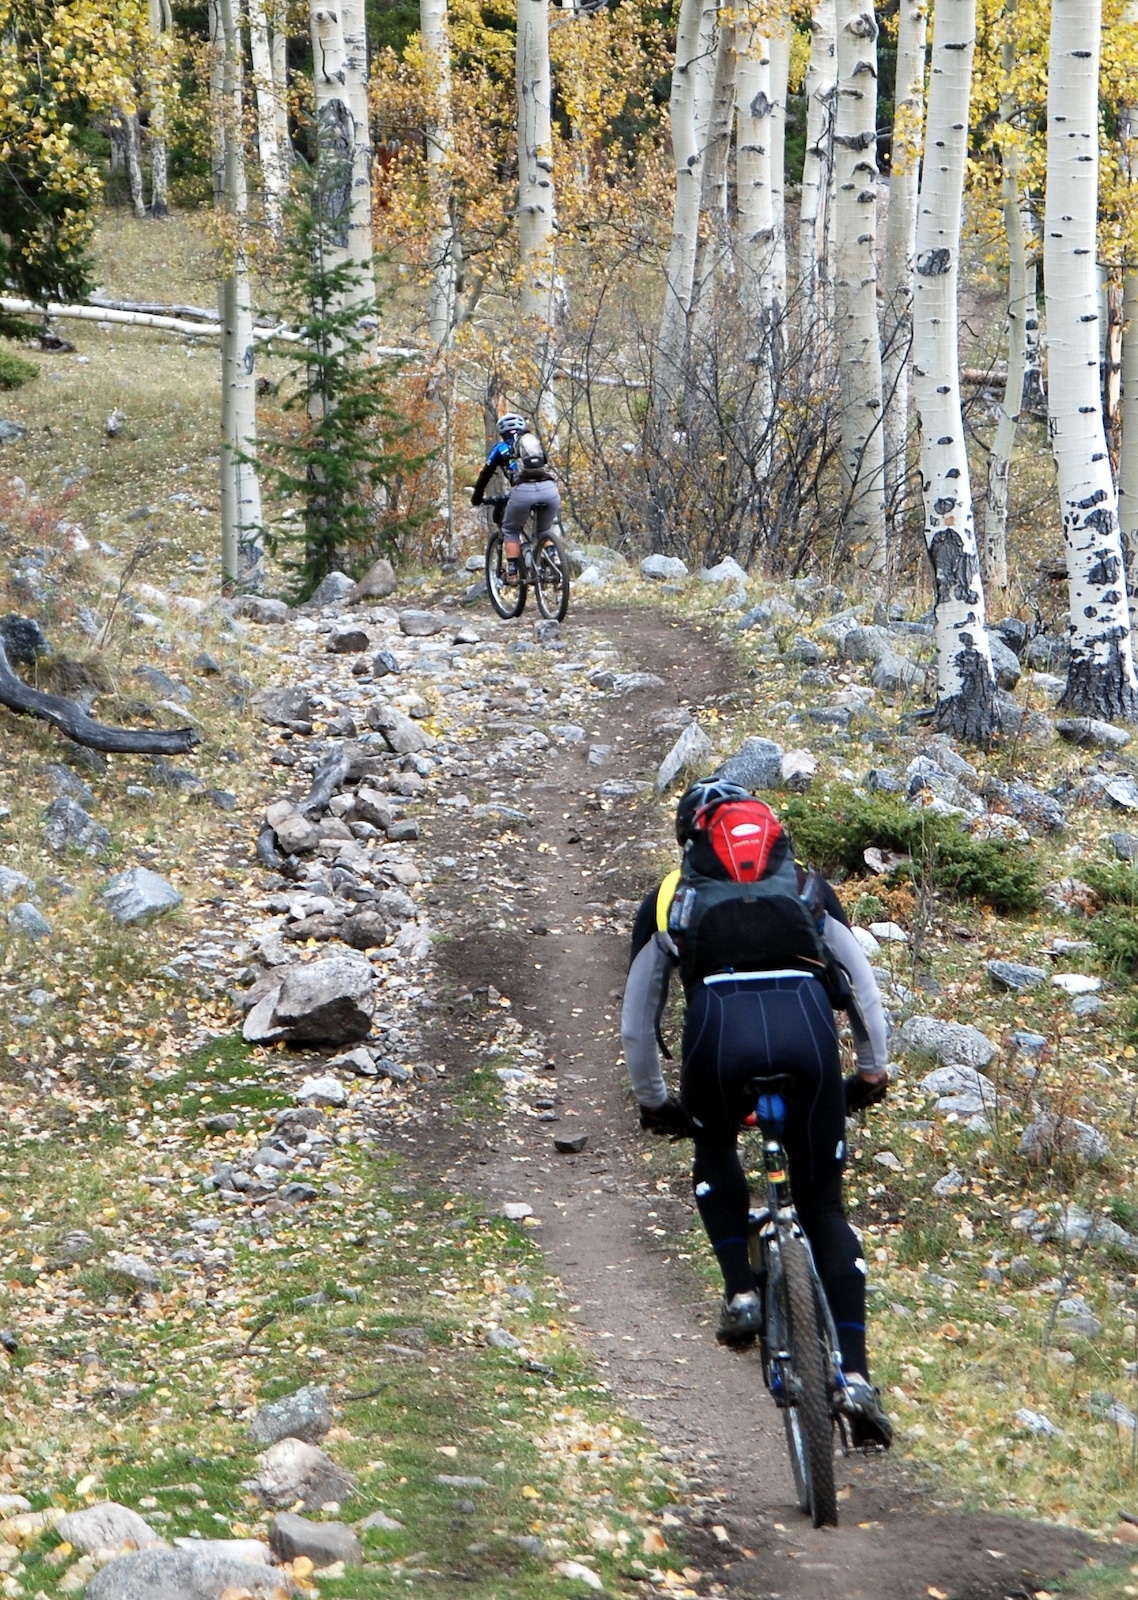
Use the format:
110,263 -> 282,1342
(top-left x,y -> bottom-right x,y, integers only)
44,796 -> 111,857
308,571 -> 355,607
272,812 -> 320,854
251,1437 -> 357,1510
839,624 -> 891,663
872,652 -> 927,693
171,1539 -> 273,1567
986,630 -> 1022,690
55,1502 -> 163,1556
983,776 -> 1065,834
898,1015 -> 995,1069
1055,717 -> 1130,750
656,722 -> 714,791
243,956 -> 375,1046
98,868 -> 183,925
919,1064 -> 1000,1118
987,959 -> 1047,992
737,604 -> 772,631
640,554 -> 689,581
992,616 -> 1028,656
1020,1112 -> 1111,1166
44,765 -> 96,804
0,614 -> 49,664
699,557 -> 748,584
397,609 -> 449,637
371,649 -> 401,677
232,596 -> 290,625
259,687 -> 314,728
0,866 -> 34,900
714,735 -> 783,790
8,901 -> 50,939
780,749 -> 817,790
785,636 -> 824,666
269,1512 -> 362,1568
104,1252 -> 160,1291
366,703 -> 433,754
1110,831 -> 1138,861
349,557 -> 397,602
1055,1296 -> 1103,1339
326,625 -> 370,654
250,1385 -> 332,1446
85,1546 -> 291,1600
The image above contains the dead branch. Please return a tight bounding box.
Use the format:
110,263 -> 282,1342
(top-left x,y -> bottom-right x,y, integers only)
0,639 -> 199,754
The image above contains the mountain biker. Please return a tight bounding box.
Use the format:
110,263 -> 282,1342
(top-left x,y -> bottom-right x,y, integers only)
620,778 -> 894,1449
470,416 -> 560,582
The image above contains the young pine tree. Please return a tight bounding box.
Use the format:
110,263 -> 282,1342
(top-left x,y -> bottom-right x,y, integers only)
258,168 -> 433,599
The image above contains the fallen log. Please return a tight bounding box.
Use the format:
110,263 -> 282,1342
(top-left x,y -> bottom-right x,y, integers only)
299,747 -> 353,815
0,640 -> 199,754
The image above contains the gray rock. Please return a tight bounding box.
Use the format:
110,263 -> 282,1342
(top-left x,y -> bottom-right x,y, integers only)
640,554 -> 688,581
326,625 -> 370,654
250,1384 -> 332,1446
1086,1392 -> 1135,1429
46,764 -> 96,805
309,571 -> 355,607
737,604 -> 772,631
99,868 -> 183,925
1109,832 -> 1138,862
1007,1255 -> 1035,1284
85,1546 -> 288,1600
872,652 -> 927,693
243,955 -> 375,1047
58,1229 -> 97,1263
273,813 -> 320,854
0,614 -> 48,663
839,624 -> 891,663
899,1015 -> 995,1069
0,419 -> 25,443
992,616 -> 1028,656
931,1168 -> 964,1197
986,631 -> 1022,690
349,557 -> 396,601
983,777 -> 1065,834
780,749 -> 817,790
919,1065 -> 1000,1120
372,649 -> 401,677
397,609 -> 449,637
1015,1407 -> 1062,1437
104,1252 -> 160,1291
987,959 -> 1047,992
233,595 -> 290,624
269,1512 -> 362,1568
1055,717 -> 1130,750
785,636 -> 823,666
0,866 -> 34,900
56,1502 -> 163,1555
136,665 -> 191,704
171,1540 -> 273,1567
259,687 -> 314,727
252,1436 -> 356,1510
1056,1296 -> 1103,1339
1020,1112 -> 1111,1166
699,557 -> 748,584
1099,775 -> 1138,812
44,796 -> 111,857
324,1045 -> 378,1077
865,768 -> 903,794
152,760 -> 203,796
715,735 -> 784,790
1011,1030 -> 1047,1055
366,703 -> 433,754
608,672 -> 666,693
656,722 -> 713,791
294,1074 -> 349,1108
357,1509 -> 404,1532
8,901 -> 50,938
1025,634 -> 1068,671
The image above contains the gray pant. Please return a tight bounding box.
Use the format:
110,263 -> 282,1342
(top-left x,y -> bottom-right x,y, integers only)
502,479 -> 560,536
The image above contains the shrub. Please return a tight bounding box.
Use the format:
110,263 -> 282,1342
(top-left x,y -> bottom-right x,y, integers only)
778,783 -> 1040,915
0,346 -> 38,389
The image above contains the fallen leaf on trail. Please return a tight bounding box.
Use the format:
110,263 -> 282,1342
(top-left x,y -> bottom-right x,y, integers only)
927,1589 -> 949,1599
521,1484 -> 541,1498
642,1527 -> 668,1555
711,1525 -> 729,1544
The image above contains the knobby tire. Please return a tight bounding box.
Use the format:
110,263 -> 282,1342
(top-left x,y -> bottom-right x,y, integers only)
533,527 -> 570,622
776,1231 -> 838,1527
485,529 -> 527,619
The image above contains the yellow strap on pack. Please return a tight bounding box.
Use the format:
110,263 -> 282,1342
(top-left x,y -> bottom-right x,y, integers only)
656,868 -> 682,933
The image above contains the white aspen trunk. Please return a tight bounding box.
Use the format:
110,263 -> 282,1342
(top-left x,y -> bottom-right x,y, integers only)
1119,85 -> 1138,629
1022,227 -> 1045,410
146,0 -> 171,217
689,12 -> 735,338
833,1 -> 886,573
310,1 -> 354,289
691,0 -> 719,161
656,0 -> 707,407
799,0 -> 836,342
271,0 -> 291,158
1046,0 -> 1137,718
516,0 -> 557,426
213,0 -> 265,592
982,12 -> 1029,593
767,28 -> 789,312
912,0 -> 998,741
119,110 -> 147,220
735,22 -> 774,330
421,0 -> 456,347
339,0 -> 376,307
882,0 -> 925,540
249,0 -> 288,236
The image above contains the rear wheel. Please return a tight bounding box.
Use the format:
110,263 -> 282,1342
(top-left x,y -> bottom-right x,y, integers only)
485,529 -> 527,619
533,527 -> 570,621
772,1232 -> 837,1527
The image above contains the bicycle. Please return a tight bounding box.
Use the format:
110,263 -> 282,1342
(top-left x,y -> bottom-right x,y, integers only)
483,496 -> 571,623
744,1074 -> 858,1529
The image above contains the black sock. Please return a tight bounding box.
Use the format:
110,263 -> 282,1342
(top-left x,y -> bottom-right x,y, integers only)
714,1238 -> 755,1300
836,1320 -> 868,1378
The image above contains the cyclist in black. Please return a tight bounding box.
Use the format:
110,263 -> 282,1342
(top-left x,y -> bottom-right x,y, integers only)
470,416 -> 560,582
620,778 -> 893,1448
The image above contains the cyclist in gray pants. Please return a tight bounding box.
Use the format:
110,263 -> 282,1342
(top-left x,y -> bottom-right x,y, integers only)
502,433 -> 560,581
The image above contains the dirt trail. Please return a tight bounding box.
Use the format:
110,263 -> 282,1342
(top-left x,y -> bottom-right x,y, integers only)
421,604 -> 1105,1600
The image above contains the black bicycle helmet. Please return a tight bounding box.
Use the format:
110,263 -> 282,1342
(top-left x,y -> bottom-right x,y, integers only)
497,412 -> 526,440
674,778 -> 752,845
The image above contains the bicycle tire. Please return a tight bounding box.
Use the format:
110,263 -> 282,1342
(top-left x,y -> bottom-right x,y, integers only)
776,1231 -> 838,1527
533,527 -> 570,621
485,529 -> 527,619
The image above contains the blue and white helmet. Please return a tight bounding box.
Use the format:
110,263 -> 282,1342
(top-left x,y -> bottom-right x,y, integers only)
497,413 -> 526,440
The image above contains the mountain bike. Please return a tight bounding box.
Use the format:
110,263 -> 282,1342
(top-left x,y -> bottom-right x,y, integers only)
483,496 -> 571,623
744,1075 -> 851,1528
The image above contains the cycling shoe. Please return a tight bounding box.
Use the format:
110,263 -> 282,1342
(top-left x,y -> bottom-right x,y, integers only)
716,1289 -> 763,1347
844,1373 -> 893,1450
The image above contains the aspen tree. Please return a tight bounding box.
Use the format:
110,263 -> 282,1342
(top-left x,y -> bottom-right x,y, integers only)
657,0 -> 712,407
249,0 -> 288,236
1046,0 -> 1138,718
882,0 -> 925,536
912,0 -> 999,741
309,2 -> 354,291
212,0 -> 265,591
832,1 -> 886,572
767,27 -> 789,308
146,0 -> 172,216
735,17 -> 775,328
340,0 -> 376,307
1118,11 -> 1138,628
422,0 -> 456,347
689,8 -> 736,344
799,0 -> 836,343
516,0 -> 557,422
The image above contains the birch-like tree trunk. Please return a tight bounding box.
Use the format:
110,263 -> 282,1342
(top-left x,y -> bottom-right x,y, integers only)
689,11 -> 735,342
271,0 -> 291,158
310,2 -> 354,290
912,0 -> 998,741
982,10 -> 1030,592
833,2 -> 886,572
118,109 -> 147,220
1120,84 -> 1138,629
146,0 -> 171,216
881,0 -> 925,538
212,0 -> 265,591
691,0 -> 719,163
1047,0 -> 1137,718
339,0 -> 376,307
656,0 -> 710,408
767,28 -> 789,312
735,21 -> 774,332
516,0 -> 557,423
422,0 -> 455,347
799,0 -> 836,345
249,0 -> 288,236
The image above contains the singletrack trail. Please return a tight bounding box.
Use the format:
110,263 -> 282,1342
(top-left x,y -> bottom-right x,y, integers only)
420,603 -> 1101,1600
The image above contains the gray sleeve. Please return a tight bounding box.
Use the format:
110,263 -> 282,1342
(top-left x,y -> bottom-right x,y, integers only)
823,914 -> 889,1072
620,934 -> 673,1108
